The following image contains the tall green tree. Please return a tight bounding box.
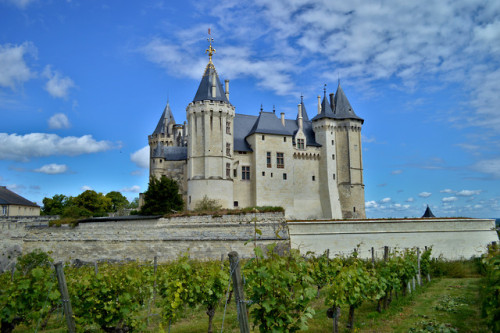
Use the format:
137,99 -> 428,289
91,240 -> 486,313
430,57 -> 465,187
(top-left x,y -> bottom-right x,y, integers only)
41,194 -> 68,215
140,176 -> 184,215
72,190 -> 112,217
105,191 -> 129,212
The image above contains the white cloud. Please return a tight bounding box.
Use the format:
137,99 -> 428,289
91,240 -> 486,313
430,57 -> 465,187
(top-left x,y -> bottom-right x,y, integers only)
130,146 -> 149,169
120,185 -> 141,193
419,192 -> 432,198
0,133 -> 114,161
406,197 -> 414,202
43,66 -> 75,98
48,113 -> 71,129
391,170 -> 403,175
440,189 -> 455,194
456,189 -> 481,197
380,197 -> 391,203
3,0 -> 35,9
0,42 -> 36,89
365,200 -> 378,208
33,163 -> 68,174
442,196 -> 458,202
473,158 -> 500,179
81,185 -> 93,191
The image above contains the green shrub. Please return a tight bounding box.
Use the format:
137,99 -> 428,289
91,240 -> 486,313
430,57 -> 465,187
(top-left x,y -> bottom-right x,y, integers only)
194,195 -> 222,212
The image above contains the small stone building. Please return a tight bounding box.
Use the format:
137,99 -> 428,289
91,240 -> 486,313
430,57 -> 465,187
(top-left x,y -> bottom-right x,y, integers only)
148,42 -> 366,220
0,186 -> 40,217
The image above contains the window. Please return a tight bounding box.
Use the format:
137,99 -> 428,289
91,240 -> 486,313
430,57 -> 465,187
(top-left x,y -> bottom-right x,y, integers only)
262,171 -> 265,176
1,206 -> 6,216
297,139 -> 304,149
242,166 -> 250,180
233,169 -> 237,178
189,196 -> 191,204
283,137 -> 287,142
333,174 -> 336,180
226,121 -> 231,134
283,173 -> 287,180
312,175 -> 315,181
277,152 -> 284,168
332,154 -> 335,160
234,201 -> 239,207
271,173 -> 273,178
262,135 -> 265,140
226,163 -> 231,178
353,207 -> 356,212
226,143 -> 231,156
331,140 -> 334,145
267,152 -> 271,168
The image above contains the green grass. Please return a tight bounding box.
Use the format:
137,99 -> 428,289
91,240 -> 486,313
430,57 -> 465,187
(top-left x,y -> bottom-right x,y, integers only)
11,277 -> 489,332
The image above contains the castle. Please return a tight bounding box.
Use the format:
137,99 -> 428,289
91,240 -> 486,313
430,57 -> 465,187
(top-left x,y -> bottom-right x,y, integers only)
148,40 -> 365,220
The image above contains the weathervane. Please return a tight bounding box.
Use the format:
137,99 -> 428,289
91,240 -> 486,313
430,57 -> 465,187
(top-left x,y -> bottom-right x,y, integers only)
206,28 -> 216,63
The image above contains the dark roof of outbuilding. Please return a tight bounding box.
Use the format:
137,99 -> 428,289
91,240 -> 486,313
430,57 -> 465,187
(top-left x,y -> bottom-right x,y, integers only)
246,111 -> 294,137
422,205 -> 436,218
0,186 -> 39,207
153,102 -> 175,134
152,144 -> 187,161
193,62 -> 229,103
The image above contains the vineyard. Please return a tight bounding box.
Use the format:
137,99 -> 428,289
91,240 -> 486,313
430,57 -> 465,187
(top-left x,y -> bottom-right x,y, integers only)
0,243 -> 498,333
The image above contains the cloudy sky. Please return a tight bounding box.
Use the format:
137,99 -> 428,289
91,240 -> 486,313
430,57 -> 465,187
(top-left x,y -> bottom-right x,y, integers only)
1,0 -> 499,218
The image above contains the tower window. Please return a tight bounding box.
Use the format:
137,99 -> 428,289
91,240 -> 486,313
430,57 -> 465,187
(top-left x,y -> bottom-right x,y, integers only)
312,175 -> 315,181
333,174 -> 336,180
226,121 -> 231,134
297,139 -> 304,149
242,166 -> 250,180
277,152 -> 284,168
262,135 -> 265,140
262,171 -> 265,176
331,140 -> 334,145
267,152 -> 271,168
226,143 -> 231,156
226,163 -> 231,178
284,137 -> 287,142
332,154 -> 335,160
283,173 -> 287,180
353,207 -> 356,212
234,201 -> 239,207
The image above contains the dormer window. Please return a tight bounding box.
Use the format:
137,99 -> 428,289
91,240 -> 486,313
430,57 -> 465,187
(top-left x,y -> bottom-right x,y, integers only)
297,139 -> 305,149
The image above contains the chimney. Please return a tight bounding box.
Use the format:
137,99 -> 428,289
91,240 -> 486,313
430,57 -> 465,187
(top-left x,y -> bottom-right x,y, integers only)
330,93 -> 335,113
211,72 -> 217,98
317,95 -> 321,114
183,121 -> 187,138
280,112 -> 285,126
298,103 -> 303,130
225,79 -> 229,100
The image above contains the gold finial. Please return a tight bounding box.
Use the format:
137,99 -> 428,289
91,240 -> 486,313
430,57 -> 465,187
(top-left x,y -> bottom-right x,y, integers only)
206,28 -> 216,63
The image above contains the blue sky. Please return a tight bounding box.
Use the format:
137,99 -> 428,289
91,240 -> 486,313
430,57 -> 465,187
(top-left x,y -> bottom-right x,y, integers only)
1,0 -> 499,218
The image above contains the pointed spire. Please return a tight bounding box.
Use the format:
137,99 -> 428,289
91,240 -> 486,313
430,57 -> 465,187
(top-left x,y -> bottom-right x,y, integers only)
153,101 -> 176,135
321,84 -> 333,115
422,205 -> 436,218
333,82 -> 363,123
296,95 -> 310,122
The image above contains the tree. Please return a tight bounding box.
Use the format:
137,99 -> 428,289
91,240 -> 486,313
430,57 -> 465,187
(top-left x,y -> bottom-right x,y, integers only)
140,176 -> 184,215
72,190 -> 112,217
41,194 -> 68,215
105,191 -> 129,212
128,197 -> 139,209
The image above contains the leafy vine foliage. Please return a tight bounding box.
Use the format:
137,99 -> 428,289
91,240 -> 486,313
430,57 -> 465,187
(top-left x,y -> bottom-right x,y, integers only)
481,243 -> 500,332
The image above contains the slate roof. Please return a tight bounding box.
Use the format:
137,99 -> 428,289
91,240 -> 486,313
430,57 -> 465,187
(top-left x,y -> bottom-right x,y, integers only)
284,118 -> 321,147
193,62 -> 229,103
151,144 -> 187,161
234,114 -> 257,152
311,90 -> 335,121
0,186 -> 39,207
333,84 -> 364,123
296,97 -> 310,122
153,102 -> 175,135
247,111 -> 294,137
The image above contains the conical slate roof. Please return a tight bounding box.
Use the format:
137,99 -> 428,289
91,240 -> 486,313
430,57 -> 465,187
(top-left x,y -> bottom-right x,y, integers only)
422,205 -> 436,218
193,62 -> 228,103
311,89 -> 335,121
296,96 -> 310,122
333,84 -> 364,123
153,102 -> 175,135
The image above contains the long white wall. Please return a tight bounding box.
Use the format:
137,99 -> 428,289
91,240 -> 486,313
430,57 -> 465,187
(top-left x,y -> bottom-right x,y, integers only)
288,218 -> 499,259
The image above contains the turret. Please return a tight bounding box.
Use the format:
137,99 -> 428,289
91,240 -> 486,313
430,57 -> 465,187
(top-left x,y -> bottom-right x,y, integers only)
186,36 -> 235,210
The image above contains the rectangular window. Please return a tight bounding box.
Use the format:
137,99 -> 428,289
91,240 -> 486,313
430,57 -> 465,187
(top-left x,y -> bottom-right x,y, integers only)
242,166 -> 250,180
233,169 -> 237,178
332,154 -> 335,160
284,137 -> 287,142
312,175 -> 315,181
283,173 -> 287,180
332,140 -> 334,145
262,135 -> 265,140
333,173 -> 336,180
262,171 -> 265,176
277,152 -> 284,168
226,143 -> 231,156
226,121 -> 231,134
267,152 -> 271,168
1,206 -> 6,216
234,201 -> 239,207
226,163 -> 231,178
297,139 -> 304,149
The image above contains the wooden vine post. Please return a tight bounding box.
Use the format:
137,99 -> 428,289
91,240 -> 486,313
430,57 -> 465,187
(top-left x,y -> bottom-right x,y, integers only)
417,247 -> 422,286
228,251 -> 250,333
54,262 -> 76,333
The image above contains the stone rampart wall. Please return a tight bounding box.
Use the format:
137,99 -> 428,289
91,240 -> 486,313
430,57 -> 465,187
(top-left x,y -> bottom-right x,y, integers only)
288,218 -> 499,260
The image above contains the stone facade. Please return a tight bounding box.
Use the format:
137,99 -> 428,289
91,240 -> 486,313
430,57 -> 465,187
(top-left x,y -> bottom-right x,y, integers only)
148,48 -> 366,220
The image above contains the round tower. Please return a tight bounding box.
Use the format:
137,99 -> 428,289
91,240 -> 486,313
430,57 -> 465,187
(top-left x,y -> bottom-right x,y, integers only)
186,38 -> 235,210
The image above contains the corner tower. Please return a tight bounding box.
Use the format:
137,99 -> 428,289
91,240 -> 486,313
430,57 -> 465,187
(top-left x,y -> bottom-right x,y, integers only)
332,83 -> 365,218
186,37 -> 235,209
